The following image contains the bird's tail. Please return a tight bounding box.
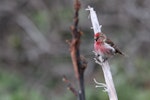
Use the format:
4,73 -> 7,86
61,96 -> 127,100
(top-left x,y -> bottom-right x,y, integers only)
116,49 -> 128,57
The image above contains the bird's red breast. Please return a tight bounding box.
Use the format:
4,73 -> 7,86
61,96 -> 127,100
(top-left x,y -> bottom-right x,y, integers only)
94,32 -> 124,55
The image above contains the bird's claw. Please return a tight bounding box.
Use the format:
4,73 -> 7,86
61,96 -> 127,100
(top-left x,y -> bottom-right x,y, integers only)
93,51 -> 108,63
94,56 -> 105,64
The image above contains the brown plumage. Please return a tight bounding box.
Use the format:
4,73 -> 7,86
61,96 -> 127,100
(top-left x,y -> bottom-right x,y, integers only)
105,38 -> 124,56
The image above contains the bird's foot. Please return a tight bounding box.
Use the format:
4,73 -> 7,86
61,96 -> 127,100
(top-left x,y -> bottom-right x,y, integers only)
93,51 -> 108,63
94,56 -> 105,66
102,57 -> 108,62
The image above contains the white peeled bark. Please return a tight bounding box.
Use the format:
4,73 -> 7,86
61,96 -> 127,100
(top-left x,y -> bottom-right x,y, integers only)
86,6 -> 118,100
86,6 -> 102,34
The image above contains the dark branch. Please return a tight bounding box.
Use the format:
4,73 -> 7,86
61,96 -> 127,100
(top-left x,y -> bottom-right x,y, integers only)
68,0 -> 87,100
64,0 -> 87,100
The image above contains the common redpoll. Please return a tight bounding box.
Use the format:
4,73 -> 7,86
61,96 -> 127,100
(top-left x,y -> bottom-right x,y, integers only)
94,32 -> 124,62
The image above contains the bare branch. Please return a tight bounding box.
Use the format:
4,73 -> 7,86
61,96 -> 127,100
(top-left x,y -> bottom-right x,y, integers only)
68,0 -> 86,100
87,6 -> 118,100
86,6 -> 102,34
94,57 -> 118,100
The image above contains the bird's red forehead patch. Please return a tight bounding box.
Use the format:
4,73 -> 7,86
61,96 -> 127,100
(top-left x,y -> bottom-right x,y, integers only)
94,32 -> 101,37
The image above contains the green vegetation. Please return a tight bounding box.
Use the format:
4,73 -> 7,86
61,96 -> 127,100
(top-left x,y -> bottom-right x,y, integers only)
0,70 -> 44,100
0,61 -> 150,100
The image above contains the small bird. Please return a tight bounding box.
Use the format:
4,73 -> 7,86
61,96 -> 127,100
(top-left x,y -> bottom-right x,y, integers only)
94,32 -> 124,62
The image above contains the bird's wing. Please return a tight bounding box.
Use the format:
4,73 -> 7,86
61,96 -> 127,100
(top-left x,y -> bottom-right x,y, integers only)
105,38 -> 124,56
105,38 -> 115,46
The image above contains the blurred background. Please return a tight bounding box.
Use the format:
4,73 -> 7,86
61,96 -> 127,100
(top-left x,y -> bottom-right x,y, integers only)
0,0 -> 150,100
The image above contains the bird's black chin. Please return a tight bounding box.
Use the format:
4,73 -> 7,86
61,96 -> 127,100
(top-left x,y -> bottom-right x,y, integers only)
94,37 -> 99,41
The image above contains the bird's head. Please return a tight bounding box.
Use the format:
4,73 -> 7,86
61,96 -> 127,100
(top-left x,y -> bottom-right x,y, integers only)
94,32 -> 106,42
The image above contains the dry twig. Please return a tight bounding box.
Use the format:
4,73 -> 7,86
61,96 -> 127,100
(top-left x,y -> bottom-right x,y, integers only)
63,76 -> 78,96
64,0 -> 87,100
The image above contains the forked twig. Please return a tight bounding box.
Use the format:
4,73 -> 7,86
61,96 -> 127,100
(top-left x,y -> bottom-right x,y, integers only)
63,76 -> 78,96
